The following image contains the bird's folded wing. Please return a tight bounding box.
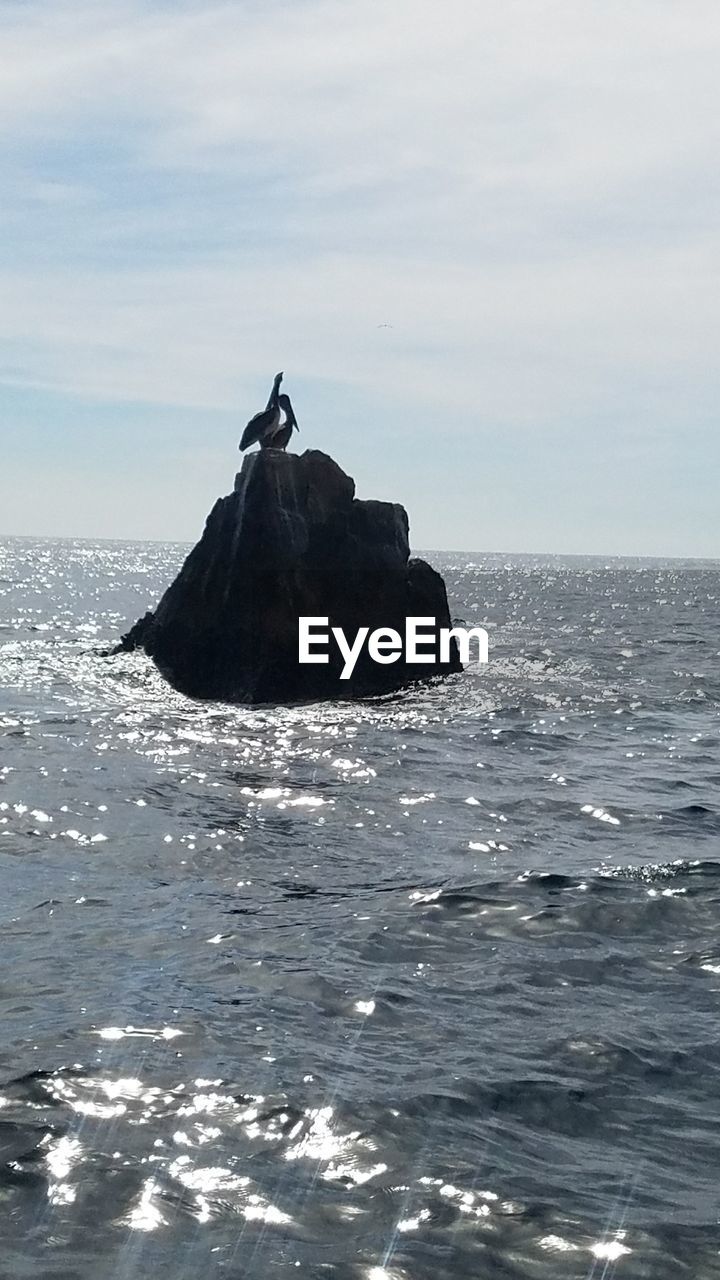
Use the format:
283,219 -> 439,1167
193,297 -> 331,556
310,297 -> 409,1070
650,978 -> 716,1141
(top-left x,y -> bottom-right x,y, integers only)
240,410 -> 267,451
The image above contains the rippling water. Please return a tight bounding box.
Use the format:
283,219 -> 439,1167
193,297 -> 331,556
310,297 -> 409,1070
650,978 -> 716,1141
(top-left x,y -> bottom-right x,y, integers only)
1,536 -> 719,1279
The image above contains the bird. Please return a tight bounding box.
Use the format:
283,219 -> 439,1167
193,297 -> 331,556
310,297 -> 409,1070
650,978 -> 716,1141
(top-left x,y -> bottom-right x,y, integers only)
261,393 -> 299,451
239,371 -> 283,451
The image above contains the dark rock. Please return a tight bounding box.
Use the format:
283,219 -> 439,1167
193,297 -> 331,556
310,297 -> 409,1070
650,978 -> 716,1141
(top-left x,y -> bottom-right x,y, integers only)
114,449 -> 461,703
113,611 -> 155,654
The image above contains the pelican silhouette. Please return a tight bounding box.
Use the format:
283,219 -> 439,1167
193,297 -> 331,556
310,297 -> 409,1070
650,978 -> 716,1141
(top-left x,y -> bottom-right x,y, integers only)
262,393 -> 299,451
239,371 -> 283,451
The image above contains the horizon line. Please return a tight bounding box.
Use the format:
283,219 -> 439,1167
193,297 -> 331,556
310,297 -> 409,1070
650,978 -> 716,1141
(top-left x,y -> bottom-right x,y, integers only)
1,530 -> 718,565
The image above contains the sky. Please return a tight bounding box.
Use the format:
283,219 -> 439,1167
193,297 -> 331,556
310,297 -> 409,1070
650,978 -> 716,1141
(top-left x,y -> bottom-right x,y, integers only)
1,0 -> 719,555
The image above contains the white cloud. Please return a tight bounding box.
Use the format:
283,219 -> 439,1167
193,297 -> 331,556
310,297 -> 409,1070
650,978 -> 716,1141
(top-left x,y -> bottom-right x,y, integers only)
0,239 -> 717,424
1,0 -> 719,548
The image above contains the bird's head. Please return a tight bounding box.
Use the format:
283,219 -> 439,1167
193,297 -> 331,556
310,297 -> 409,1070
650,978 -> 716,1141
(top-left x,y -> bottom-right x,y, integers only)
278,393 -> 298,430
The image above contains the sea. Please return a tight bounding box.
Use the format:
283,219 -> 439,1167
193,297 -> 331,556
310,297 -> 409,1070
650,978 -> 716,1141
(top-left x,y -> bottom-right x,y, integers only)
0,536 -> 719,1280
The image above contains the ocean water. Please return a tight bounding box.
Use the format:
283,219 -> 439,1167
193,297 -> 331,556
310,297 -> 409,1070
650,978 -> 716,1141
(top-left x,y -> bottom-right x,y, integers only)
1,535 -> 719,1280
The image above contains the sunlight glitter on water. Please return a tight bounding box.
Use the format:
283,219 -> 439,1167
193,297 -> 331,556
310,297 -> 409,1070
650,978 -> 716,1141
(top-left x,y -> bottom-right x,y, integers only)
45,1136 -> 82,1206
2,539 -> 720,1277
591,1235 -> 632,1261
124,1178 -> 167,1232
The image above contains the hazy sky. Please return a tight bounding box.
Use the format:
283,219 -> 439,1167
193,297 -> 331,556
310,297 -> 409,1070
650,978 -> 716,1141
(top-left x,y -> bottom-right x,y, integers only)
2,0 -> 719,554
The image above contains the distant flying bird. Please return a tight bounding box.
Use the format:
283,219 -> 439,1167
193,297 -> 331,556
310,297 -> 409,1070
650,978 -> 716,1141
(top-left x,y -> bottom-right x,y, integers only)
261,393 -> 299,451
239,371 -> 283,451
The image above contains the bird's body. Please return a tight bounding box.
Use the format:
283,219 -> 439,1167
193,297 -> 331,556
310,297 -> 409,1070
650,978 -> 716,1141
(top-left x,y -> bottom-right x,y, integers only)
262,393 -> 299,451
239,372 -> 283,451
